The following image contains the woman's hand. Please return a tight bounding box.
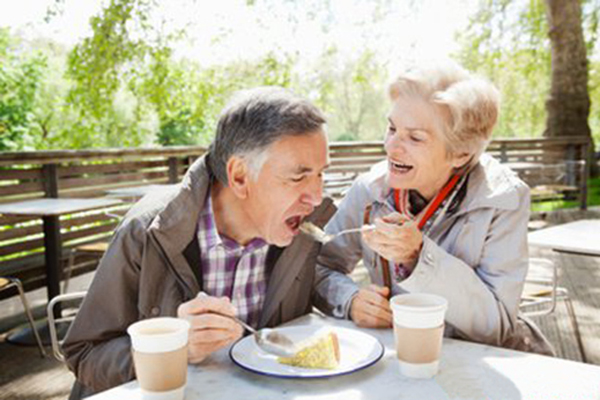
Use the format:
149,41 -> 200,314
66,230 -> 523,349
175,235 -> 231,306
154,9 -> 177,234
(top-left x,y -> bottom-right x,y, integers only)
362,212 -> 423,272
349,284 -> 392,328
177,293 -> 244,364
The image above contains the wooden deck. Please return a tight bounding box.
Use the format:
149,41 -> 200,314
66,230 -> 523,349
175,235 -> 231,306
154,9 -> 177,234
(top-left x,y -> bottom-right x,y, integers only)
0,342 -> 73,400
528,247 -> 600,363
0,209 -> 599,399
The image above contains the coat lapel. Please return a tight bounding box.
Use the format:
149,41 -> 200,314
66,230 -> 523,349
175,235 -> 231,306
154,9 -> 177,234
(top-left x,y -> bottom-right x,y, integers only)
148,155 -> 212,299
258,235 -> 315,327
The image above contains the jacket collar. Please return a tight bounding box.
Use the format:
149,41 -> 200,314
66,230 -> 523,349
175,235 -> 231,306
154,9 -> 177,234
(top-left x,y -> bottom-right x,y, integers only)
458,154 -> 521,213
147,155 -> 213,298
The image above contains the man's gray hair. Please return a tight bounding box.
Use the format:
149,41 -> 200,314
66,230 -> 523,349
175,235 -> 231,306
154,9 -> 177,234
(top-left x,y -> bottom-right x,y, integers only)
208,87 -> 326,185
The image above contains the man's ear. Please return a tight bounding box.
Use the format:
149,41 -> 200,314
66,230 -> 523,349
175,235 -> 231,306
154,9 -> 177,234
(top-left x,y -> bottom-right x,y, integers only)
226,156 -> 250,199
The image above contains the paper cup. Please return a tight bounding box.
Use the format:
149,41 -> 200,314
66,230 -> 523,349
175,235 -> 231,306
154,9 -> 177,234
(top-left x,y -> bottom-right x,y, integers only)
390,293 -> 448,379
127,317 -> 190,400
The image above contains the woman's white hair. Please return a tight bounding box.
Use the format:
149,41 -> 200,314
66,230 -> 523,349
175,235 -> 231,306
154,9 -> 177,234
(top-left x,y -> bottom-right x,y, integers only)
388,62 -> 500,168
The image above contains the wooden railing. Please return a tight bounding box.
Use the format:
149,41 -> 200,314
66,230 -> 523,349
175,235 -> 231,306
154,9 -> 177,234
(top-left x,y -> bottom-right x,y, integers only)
326,137 -> 591,208
0,136 -> 591,298
0,147 -> 206,298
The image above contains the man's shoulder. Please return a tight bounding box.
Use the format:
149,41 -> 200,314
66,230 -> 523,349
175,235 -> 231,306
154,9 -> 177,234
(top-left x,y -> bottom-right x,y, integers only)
118,187 -> 182,232
118,156 -> 212,235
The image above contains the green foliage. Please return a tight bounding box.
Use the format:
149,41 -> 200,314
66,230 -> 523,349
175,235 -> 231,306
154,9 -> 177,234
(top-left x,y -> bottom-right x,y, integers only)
456,0 -> 550,138
6,0 -> 600,151
67,0 -> 138,119
310,47 -> 388,141
64,0 -> 162,148
0,29 -> 48,150
457,0 -> 600,146
2,0 -> 396,150
62,0 -> 300,148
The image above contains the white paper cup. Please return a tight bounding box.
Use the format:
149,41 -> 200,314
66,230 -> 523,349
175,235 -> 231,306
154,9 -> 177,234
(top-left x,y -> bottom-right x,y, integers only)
390,293 -> 448,379
127,317 -> 190,400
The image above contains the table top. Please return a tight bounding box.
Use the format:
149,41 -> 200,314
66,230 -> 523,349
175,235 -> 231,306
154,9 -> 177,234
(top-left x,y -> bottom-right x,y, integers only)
88,315 -> 600,400
528,219 -> 600,256
504,161 -> 545,171
0,198 -> 122,217
105,184 -> 178,198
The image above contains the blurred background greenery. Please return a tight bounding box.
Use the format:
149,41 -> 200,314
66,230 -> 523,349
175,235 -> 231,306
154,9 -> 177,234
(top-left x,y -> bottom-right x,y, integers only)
1,0 -> 599,151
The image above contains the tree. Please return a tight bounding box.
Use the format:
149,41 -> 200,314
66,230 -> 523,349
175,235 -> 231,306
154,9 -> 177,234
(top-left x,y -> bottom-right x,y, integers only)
36,0 -> 397,148
311,47 -> 388,141
64,0 -> 299,147
65,0 -> 163,147
457,0 -> 551,138
544,0 -> 591,140
457,0 -> 599,154
0,28 -> 48,150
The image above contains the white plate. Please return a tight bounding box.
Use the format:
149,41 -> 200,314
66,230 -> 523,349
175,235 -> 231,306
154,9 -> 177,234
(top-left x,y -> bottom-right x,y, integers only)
229,325 -> 384,378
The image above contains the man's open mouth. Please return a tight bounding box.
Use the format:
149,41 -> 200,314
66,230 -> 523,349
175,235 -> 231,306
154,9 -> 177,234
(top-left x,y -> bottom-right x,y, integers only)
285,215 -> 302,232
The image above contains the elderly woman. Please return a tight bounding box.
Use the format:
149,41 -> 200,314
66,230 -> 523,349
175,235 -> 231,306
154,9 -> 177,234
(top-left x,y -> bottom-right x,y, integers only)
314,63 -> 553,354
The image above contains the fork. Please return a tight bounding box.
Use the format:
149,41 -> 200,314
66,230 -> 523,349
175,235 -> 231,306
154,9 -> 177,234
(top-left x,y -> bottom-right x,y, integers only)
299,221 -> 375,244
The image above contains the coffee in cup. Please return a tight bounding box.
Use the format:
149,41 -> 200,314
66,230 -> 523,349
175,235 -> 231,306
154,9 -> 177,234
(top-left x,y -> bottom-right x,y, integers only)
127,317 -> 191,400
390,293 -> 448,379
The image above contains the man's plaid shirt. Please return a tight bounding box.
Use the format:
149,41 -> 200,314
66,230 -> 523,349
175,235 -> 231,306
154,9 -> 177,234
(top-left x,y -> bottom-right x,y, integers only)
197,189 -> 269,328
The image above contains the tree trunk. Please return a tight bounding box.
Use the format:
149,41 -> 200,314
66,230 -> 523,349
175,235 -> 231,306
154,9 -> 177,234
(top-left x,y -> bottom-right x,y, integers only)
545,0 -> 596,177
544,0 -> 591,139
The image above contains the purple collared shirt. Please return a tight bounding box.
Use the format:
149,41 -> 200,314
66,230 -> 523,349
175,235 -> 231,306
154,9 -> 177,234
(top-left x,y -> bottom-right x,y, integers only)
197,189 -> 269,328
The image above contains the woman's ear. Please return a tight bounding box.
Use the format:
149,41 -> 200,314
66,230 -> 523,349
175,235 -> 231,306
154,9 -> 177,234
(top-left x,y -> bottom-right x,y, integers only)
226,156 -> 250,199
452,152 -> 473,170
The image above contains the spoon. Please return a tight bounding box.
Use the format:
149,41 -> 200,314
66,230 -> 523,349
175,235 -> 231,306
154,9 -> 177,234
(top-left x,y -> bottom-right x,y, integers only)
299,221 -> 375,244
195,292 -> 297,357
218,312 -> 297,357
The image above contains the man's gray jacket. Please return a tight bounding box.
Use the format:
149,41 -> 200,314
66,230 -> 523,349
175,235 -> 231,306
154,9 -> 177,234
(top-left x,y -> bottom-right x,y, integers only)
62,155 -> 335,399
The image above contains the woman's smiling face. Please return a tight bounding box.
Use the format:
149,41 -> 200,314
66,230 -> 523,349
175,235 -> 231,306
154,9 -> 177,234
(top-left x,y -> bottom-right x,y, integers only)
384,96 -> 467,200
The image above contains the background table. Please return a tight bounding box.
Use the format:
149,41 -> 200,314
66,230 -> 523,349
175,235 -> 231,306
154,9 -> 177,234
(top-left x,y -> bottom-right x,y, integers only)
0,198 -> 122,303
0,198 -> 121,345
528,219 -> 600,256
88,315 -> 600,400
105,184 -> 178,199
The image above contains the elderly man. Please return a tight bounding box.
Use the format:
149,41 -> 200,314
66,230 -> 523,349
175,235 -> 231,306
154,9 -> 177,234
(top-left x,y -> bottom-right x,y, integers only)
63,87 -> 333,399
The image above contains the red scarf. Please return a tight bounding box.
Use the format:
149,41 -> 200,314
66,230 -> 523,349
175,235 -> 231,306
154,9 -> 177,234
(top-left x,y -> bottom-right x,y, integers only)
393,173 -> 462,230
366,173 -> 464,295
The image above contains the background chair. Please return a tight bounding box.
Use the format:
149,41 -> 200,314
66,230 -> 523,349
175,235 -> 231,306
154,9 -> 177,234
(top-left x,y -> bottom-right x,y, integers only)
62,242 -> 109,294
47,291 -> 86,362
520,257 -> 586,362
0,276 -> 46,357
61,210 -> 120,294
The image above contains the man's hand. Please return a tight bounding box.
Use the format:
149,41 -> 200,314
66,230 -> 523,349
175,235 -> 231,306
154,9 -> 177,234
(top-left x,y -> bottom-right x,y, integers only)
362,212 -> 423,272
349,284 -> 392,328
177,294 -> 243,364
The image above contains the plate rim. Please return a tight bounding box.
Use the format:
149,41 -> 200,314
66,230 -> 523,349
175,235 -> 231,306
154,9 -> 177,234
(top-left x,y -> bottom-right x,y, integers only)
229,326 -> 385,379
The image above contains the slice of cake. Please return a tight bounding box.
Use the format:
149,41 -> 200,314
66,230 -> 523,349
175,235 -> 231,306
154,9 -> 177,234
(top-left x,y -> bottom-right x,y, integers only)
278,330 -> 340,370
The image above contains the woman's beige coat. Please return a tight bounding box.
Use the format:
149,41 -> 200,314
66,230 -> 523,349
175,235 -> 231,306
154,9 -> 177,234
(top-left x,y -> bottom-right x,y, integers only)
314,154 -> 553,354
